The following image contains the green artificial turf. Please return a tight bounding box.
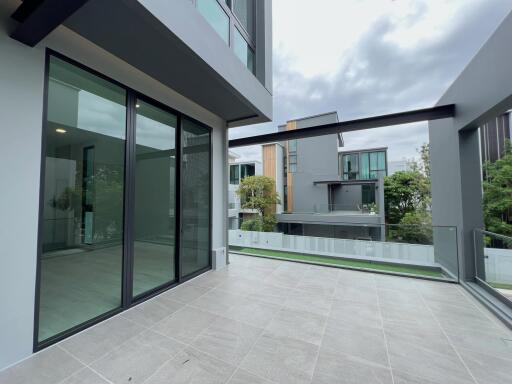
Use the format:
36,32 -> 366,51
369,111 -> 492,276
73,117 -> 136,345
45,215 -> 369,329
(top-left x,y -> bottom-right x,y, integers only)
230,246 -> 444,278
489,282 -> 512,291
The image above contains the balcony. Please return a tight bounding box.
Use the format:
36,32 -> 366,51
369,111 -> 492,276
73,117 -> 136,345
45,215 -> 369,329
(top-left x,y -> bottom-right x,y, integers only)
1,254 -> 511,383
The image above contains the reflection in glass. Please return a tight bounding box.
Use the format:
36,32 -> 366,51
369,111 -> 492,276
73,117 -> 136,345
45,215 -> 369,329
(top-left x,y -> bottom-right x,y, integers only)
181,119 -> 211,277
39,56 -> 126,342
133,101 -> 177,296
197,0 -> 230,44
234,28 -> 255,73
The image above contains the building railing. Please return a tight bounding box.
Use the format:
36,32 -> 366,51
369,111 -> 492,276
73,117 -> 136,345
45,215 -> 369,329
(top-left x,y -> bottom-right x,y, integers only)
311,203 -> 380,215
474,229 -> 512,302
228,217 -> 459,281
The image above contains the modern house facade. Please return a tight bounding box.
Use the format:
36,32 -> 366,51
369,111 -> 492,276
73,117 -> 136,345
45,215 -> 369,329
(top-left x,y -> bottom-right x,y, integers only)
228,153 -> 262,229
0,0 -> 272,371
261,113 -> 387,240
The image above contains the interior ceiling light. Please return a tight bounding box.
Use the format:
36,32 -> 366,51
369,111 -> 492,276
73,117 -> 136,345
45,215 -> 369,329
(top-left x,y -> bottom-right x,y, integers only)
55,128 -> 67,134
136,104 -> 140,108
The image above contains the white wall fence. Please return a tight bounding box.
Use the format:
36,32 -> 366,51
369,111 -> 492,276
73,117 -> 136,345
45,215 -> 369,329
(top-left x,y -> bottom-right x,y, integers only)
229,230 -> 512,284
484,248 -> 512,284
229,229 -> 436,267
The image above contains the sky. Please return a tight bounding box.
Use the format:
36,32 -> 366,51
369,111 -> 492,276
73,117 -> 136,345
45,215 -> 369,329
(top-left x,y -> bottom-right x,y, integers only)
229,0 -> 512,164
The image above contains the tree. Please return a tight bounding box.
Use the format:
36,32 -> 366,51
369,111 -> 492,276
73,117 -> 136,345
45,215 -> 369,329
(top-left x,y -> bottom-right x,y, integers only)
390,211 -> 433,244
483,141 -> 512,236
384,170 -> 430,224
237,175 -> 280,232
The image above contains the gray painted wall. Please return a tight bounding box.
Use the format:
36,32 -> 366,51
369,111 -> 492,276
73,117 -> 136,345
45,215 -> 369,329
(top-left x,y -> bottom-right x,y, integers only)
429,11 -> 512,281
292,113 -> 340,213
0,0 -> 230,369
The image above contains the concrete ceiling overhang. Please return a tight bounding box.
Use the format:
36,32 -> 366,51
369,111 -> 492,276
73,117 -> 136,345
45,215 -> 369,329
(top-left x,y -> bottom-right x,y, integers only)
12,0 -> 272,124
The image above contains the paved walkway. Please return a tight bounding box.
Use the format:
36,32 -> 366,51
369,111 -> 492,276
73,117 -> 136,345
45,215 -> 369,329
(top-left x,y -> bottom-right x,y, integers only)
1,254 -> 512,383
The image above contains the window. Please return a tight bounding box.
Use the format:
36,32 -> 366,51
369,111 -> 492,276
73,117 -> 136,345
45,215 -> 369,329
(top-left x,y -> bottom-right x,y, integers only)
342,154 -> 359,180
197,0 -> 230,44
288,140 -> 297,173
240,163 -> 255,179
341,151 -> 386,180
230,164 -> 240,184
233,0 -> 254,38
234,28 -> 255,73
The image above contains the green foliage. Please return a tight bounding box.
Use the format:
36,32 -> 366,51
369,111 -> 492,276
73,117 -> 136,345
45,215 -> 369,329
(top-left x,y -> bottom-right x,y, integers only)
237,176 -> 280,232
384,170 -> 431,224
483,141 -> 512,236
390,211 -> 433,244
240,218 -> 263,232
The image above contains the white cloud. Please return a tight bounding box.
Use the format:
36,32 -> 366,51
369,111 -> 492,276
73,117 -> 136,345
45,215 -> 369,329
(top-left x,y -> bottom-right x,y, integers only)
230,0 -> 512,163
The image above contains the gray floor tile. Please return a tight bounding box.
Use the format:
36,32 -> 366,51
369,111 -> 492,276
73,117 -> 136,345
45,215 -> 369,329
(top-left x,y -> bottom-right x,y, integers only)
90,330 -> 185,384
393,370 -> 474,384
152,306 -> 218,344
0,346 -> 83,384
227,369 -> 273,384
384,319 -> 452,356
225,299 -> 281,327
216,277 -> 262,296
266,307 -> 327,345
122,298 -> 182,327
189,289 -> 247,316
459,348 -> 512,384
144,347 -> 236,384
284,290 -> 333,317
387,337 -> 474,384
321,321 -> 389,368
246,283 -> 290,306
158,284 -> 211,304
330,299 -> 382,329
337,269 -> 376,289
60,316 -> 145,365
191,318 -> 263,365
240,331 -> 319,384
60,368 -> 109,384
445,327 -> 512,360
334,284 -> 378,303
313,348 -> 393,384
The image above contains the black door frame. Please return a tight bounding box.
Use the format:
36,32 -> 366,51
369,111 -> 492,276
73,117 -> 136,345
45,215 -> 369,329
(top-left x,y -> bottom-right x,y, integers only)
33,49 -> 213,352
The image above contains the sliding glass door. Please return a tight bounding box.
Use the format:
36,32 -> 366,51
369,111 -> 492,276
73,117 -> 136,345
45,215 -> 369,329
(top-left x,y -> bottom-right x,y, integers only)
36,52 -> 212,348
133,100 -> 177,297
38,56 -> 126,342
181,118 -> 211,278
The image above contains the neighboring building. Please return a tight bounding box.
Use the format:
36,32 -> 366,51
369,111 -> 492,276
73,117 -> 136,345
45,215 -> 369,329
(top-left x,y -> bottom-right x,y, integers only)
262,112 -> 387,240
261,142 -> 285,213
480,110 -> 511,165
0,0 -> 272,370
228,154 -> 262,228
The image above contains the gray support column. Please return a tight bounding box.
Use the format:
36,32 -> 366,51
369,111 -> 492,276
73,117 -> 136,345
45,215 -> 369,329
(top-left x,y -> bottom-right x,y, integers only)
458,128 -> 485,281
430,118 -> 464,279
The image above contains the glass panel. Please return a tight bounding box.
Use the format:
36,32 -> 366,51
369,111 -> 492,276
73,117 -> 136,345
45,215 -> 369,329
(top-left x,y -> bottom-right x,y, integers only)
344,154 -> 359,180
233,0 -> 254,38
362,184 -> 376,205
359,153 -> 370,180
133,100 -> 177,297
230,164 -> 240,185
234,29 -> 255,73
240,163 -> 255,179
39,56 -> 126,342
197,0 -> 230,44
288,140 -> 297,152
377,152 -> 386,173
181,118 -> 211,277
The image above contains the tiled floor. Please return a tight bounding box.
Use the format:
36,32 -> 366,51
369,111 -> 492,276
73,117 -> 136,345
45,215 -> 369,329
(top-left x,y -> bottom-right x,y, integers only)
2,254 -> 512,384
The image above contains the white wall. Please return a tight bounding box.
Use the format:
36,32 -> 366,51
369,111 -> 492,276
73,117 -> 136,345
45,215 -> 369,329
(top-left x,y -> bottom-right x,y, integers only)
484,248 -> 512,284
0,0 -> 227,369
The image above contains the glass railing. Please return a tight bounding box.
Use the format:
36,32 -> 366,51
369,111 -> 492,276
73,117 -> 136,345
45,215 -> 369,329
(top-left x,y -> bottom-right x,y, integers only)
310,203 -> 380,215
229,218 -> 459,281
474,229 -> 512,302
